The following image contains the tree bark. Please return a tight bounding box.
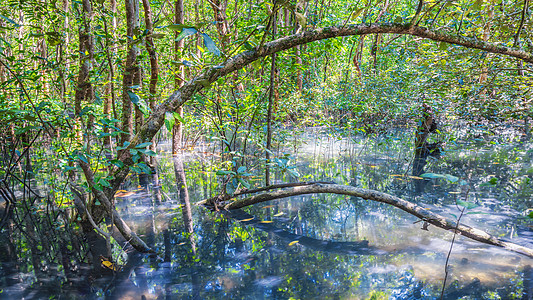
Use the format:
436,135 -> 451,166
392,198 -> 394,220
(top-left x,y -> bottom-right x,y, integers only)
120,0 -> 141,148
141,0 -> 159,165
172,0 -> 185,153
74,0 -> 94,143
200,182 -> 533,258
265,12 -> 278,186
103,0 -> 118,159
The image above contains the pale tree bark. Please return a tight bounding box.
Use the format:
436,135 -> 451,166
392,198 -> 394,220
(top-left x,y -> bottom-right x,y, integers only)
103,0 -> 118,158
265,11 -> 278,186
141,0 -> 159,162
199,182 -> 533,258
513,0 -> 529,76
74,0 -> 95,144
120,0 -> 141,148
479,6 -> 493,84
172,0 -> 185,154
371,0 -> 389,74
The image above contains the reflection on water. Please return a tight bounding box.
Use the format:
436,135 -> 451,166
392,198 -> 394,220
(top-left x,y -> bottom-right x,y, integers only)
1,128 -> 532,299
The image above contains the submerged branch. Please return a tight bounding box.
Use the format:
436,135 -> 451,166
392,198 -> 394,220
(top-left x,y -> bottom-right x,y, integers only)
203,183 -> 533,258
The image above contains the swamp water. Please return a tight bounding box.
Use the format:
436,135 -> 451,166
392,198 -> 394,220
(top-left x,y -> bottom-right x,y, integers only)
2,127 -> 533,299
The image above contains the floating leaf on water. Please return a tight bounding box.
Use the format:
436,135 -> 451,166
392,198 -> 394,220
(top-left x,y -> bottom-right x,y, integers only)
457,199 -> 479,209
444,174 -> 459,183
288,240 -> 299,246
420,173 -> 444,179
259,220 -> 273,223
273,212 -> 284,217
100,257 -> 119,271
448,191 -> 461,194
238,217 -> 254,222
263,205 -> 275,209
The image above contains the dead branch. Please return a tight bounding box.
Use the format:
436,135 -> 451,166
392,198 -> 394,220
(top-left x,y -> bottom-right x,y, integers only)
200,183 -> 533,258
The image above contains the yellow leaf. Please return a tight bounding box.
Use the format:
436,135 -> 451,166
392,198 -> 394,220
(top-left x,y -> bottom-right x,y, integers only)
448,191 -> 461,194
100,257 -> 119,271
177,242 -> 186,246
389,174 -> 404,177
259,220 -> 273,223
84,50 -> 89,56
408,176 -> 424,180
238,217 -> 254,222
288,240 -> 299,246
273,212 -> 284,217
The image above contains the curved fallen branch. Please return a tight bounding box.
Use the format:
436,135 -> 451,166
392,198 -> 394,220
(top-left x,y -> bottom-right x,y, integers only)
200,183 -> 533,258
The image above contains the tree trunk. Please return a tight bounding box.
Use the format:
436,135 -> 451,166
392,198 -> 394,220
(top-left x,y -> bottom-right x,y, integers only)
172,0 -> 185,154
120,0 -> 141,148
265,12 -> 278,186
103,0 -> 118,159
74,0 -> 94,144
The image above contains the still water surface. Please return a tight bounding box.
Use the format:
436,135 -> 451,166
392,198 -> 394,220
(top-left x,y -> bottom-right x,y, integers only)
3,128 -> 533,299
112,128 -> 533,299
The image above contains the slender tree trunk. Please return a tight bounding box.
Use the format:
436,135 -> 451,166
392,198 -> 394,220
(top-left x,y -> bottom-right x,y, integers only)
172,0 -> 185,154
103,0 -> 118,158
120,0 -> 141,148
265,12 -> 278,186
142,0 -> 159,158
74,0 -> 94,144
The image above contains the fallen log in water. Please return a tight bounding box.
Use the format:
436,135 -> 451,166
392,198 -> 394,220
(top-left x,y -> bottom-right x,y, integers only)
198,182 -> 533,258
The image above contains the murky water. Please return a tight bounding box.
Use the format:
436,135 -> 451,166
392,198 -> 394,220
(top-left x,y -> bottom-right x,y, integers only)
1,127 -> 532,299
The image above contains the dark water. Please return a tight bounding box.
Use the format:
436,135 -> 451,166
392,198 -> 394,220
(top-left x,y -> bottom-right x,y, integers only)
1,127 -> 532,299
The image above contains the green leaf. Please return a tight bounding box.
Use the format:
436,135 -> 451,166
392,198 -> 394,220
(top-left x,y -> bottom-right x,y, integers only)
173,112 -> 186,123
420,173 -> 444,179
288,169 -> 300,178
110,159 -> 124,168
457,200 -> 479,209
351,7 -> 365,21
528,211 -> 533,219
0,14 -> 20,27
216,170 -> 234,175
99,178 -> 111,188
237,177 -> 251,189
128,91 -> 151,115
77,153 -> 88,164
174,26 -> 198,42
202,33 -> 221,56
237,166 -> 247,174
116,141 -> 130,151
165,112 -> 175,132
444,174 -> 459,183
135,142 -> 152,149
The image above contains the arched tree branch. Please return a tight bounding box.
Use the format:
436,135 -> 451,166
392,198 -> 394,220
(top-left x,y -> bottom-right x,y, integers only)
116,23 -> 533,178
